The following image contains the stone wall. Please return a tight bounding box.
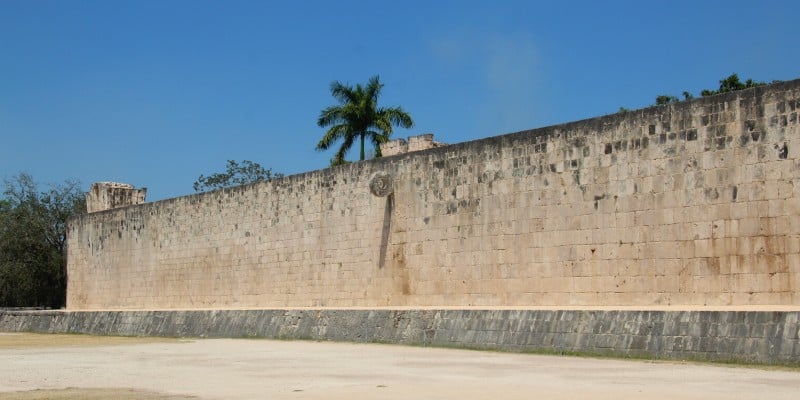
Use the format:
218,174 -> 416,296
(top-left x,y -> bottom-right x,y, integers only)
381,133 -> 446,156
85,182 -> 147,213
2,309 -> 798,366
67,80 -> 800,310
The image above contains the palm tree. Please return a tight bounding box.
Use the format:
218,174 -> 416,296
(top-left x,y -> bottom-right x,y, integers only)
316,76 -> 414,164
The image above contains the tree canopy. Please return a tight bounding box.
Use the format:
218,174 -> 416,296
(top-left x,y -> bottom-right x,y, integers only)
193,160 -> 283,192
316,75 -> 414,165
700,74 -> 766,96
653,73 -> 770,106
0,173 -> 84,308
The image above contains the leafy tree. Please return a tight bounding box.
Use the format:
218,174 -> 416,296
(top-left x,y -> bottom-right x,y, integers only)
0,173 -> 84,308
655,92 -> 693,105
700,73 -> 765,96
316,75 -> 414,164
193,160 -> 283,192
651,74 -> 771,107
655,95 -> 680,105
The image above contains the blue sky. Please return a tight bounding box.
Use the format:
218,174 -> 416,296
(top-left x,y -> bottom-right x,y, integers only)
2,0 -> 799,201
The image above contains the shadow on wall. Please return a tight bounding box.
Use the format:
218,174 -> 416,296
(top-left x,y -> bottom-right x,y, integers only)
378,194 -> 393,270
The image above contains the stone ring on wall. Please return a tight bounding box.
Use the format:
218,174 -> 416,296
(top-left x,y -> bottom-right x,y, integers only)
369,172 -> 393,197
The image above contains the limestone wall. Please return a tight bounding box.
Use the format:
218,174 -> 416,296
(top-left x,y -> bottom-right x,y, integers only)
381,133 -> 446,156
85,182 -> 147,213
66,80 -> 800,310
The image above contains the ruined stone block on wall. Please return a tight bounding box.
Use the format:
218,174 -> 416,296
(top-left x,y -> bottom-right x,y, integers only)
85,182 -> 147,213
381,138 -> 408,156
381,133 -> 447,156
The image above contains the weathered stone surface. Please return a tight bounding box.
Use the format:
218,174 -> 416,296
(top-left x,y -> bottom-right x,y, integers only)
2,309 -> 798,366
368,172 -> 393,197
85,182 -> 146,213
381,133 -> 446,156
67,81 -> 800,309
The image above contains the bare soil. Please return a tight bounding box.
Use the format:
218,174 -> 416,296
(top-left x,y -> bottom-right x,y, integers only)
0,332 -> 176,349
1,333 -> 798,400
0,388 -> 197,400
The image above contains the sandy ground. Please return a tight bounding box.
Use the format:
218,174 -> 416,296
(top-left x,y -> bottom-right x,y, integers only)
0,388 -> 197,400
0,333 -> 798,400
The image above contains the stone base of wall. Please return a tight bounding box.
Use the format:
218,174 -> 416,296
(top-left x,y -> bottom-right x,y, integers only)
1,309 -> 798,366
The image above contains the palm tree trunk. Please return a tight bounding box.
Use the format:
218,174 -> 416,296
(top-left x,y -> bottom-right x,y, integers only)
360,133 -> 365,160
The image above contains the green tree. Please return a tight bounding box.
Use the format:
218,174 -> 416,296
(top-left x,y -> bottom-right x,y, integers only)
655,95 -> 680,105
0,173 -> 84,308
316,75 -> 414,164
700,73 -> 766,96
193,160 -> 283,192
649,74 -> 771,107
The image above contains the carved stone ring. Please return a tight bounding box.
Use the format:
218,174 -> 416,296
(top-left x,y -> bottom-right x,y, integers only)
369,172 -> 393,197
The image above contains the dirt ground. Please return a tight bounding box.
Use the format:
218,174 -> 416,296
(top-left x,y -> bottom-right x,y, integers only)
0,333 -> 798,400
0,333 -> 175,349
0,388 -> 197,400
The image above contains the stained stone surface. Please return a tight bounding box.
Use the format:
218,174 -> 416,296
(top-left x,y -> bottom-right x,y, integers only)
2,309 -> 798,366
369,172 -> 393,197
66,80 -> 800,310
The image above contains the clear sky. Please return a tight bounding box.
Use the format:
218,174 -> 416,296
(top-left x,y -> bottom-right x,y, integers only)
2,0 -> 799,201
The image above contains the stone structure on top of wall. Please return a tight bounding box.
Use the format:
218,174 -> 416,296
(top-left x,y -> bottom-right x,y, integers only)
66,80 -> 800,310
381,133 -> 447,156
85,182 -> 147,213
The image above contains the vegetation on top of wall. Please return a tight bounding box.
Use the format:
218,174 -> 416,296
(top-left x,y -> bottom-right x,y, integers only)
316,75 -> 414,166
193,160 -> 283,192
655,91 -> 695,105
653,73 -> 772,106
0,173 -> 84,308
619,74 -> 777,111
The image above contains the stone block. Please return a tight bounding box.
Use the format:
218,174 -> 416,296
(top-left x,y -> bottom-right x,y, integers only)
64,80 -> 800,310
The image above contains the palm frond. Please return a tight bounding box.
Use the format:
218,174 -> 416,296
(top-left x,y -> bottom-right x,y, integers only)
381,106 -> 414,128
316,124 -> 349,151
365,75 -> 383,102
367,129 -> 390,146
335,133 -> 356,161
317,106 -> 345,127
372,116 -> 394,136
329,81 -> 356,104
